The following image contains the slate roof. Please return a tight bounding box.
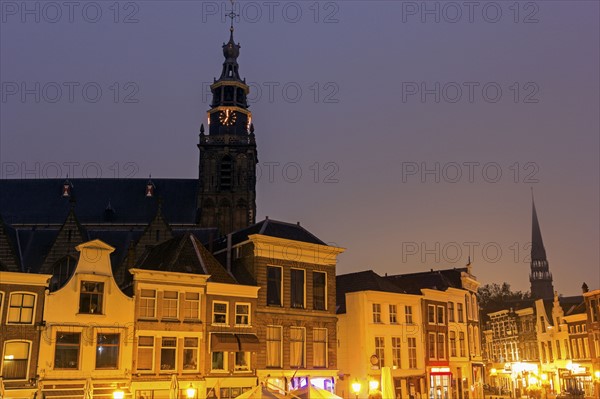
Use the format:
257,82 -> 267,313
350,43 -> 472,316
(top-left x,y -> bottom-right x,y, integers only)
213,218 -> 327,251
0,179 -> 199,225
135,233 -> 237,284
336,270 -> 408,314
384,267 -> 468,294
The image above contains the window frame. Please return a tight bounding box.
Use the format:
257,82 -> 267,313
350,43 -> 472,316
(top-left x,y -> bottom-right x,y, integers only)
408,337 -> 417,369
0,291 -> 4,323
212,301 -> 229,325
290,327 -> 306,368
7,292 -> 37,325
427,304 -> 436,324
183,292 -> 201,320
1,340 -> 32,381
448,302 -> 455,322
160,336 -> 177,372
211,351 -> 227,372
405,305 -> 413,324
183,337 -> 199,372
457,303 -> 464,323
235,303 -> 251,326
95,333 -> 120,370
437,333 -> 446,360
372,303 -> 382,323
79,281 -> 104,315
313,328 -> 328,368
53,332 -> 81,370
437,305 -> 445,325
266,325 -> 283,368
389,304 -> 398,324
428,332 -> 437,360
290,268 -> 306,309
266,265 -> 283,307
136,336 -> 155,372
449,331 -> 457,357
162,290 -> 179,320
391,336 -> 401,369
375,336 -> 385,367
139,289 -> 157,319
234,351 -> 251,372
312,271 -> 327,311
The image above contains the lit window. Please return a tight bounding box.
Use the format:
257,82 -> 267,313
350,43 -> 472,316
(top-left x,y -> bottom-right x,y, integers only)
8,293 -> 35,324
408,337 -> 417,368
313,328 -> 327,368
183,337 -> 198,371
235,352 -> 250,371
139,289 -> 156,318
79,282 -> 103,314
213,302 -> 228,324
235,303 -> 250,325
160,337 -> 177,370
162,291 -> 178,319
54,332 -> 80,369
290,327 -> 305,368
96,334 -> 119,369
2,341 -> 30,380
266,326 -> 282,367
137,336 -> 154,371
183,292 -> 200,320
392,337 -> 401,368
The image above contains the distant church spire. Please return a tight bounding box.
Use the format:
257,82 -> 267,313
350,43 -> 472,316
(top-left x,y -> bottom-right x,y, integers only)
529,189 -> 554,300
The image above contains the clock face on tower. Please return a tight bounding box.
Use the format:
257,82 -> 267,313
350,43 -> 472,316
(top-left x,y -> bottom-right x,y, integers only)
219,109 -> 237,126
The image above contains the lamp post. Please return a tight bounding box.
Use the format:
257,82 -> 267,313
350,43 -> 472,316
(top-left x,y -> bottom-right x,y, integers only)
352,379 -> 361,399
186,383 -> 197,399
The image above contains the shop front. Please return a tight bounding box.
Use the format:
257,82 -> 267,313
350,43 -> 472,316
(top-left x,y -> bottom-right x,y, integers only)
428,367 -> 452,399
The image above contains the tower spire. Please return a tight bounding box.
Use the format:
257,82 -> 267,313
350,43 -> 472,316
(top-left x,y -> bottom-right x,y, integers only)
529,188 -> 554,300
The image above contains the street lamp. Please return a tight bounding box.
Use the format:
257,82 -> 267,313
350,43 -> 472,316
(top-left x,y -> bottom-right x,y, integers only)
369,380 -> 379,391
113,389 -> 125,399
352,379 -> 361,399
186,383 -> 197,399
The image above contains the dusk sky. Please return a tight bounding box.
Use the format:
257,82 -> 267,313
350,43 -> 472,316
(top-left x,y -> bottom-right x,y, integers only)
1,1 -> 598,295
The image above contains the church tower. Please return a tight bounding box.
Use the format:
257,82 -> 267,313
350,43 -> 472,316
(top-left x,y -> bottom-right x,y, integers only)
197,15 -> 258,236
529,191 -> 554,300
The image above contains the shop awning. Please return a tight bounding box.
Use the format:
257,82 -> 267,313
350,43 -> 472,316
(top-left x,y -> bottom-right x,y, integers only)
211,333 -> 260,352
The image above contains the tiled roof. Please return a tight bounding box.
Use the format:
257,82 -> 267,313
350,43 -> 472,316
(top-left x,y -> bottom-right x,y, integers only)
385,268 -> 468,294
135,233 -> 236,284
336,270 -> 407,314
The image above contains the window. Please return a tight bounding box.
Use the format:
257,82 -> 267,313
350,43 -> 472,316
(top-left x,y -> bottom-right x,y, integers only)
591,299 -> 599,322
556,340 -> 562,360
79,282 -> 104,314
428,333 -> 436,359
428,305 -> 436,324
437,306 -> 445,324
235,303 -> 250,326
392,337 -> 401,368
457,303 -> 464,322
291,269 -> 305,308
459,332 -> 466,357
266,326 -> 282,367
183,337 -> 198,370
137,336 -> 154,371
162,291 -> 178,319
160,337 -> 177,370
472,295 -> 478,321
373,303 -> 382,323
438,333 -> 446,359
54,332 -> 80,369
313,272 -> 326,310
96,334 -> 119,369
375,336 -> 385,367
576,325 -> 581,333
405,306 -> 413,324
212,351 -> 225,371
212,302 -> 228,325
8,293 -> 35,324
408,337 -> 417,368
448,302 -> 455,322
235,352 -> 250,371
290,327 -> 305,368
389,305 -> 398,324
1,341 -> 30,380
183,293 -> 200,320
564,339 -> 570,359
139,289 -> 156,318
449,331 -> 456,357
465,295 -> 471,319
0,291 -> 4,320
267,266 -> 282,306
313,328 -> 327,368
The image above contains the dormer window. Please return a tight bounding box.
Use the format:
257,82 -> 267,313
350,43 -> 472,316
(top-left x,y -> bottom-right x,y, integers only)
62,180 -> 72,197
79,282 -> 104,314
145,178 -> 155,197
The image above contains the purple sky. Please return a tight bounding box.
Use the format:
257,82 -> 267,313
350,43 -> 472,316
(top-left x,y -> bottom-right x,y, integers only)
1,1 -> 598,295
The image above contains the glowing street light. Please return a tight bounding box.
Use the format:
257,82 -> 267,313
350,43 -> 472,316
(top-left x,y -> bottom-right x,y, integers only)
369,379 -> 379,391
113,389 -> 125,399
186,383 -> 197,399
351,379 -> 361,399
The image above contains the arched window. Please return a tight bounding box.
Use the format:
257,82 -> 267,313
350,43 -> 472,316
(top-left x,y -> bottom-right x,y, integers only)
220,155 -> 233,191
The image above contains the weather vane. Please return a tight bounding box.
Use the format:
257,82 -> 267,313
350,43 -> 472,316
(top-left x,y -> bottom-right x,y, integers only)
226,0 -> 238,32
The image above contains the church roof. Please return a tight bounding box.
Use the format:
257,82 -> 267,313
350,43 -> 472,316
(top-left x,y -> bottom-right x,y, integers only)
531,194 -> 547,261
0,179 -> 199,225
